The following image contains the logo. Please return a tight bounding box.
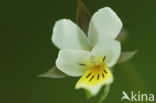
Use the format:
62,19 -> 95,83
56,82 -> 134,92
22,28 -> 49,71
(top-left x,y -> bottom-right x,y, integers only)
121,91 -> 155,102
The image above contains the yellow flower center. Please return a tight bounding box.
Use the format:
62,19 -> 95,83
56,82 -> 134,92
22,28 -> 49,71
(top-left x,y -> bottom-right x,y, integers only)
76,56 -> 113,87
84,61 -> 111,85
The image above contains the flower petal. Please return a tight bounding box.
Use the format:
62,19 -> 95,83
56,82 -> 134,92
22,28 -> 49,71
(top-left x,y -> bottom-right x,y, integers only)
92,39 -> 121,67
56,49 -> 92,77
75,63 -> 113,96
52,19 -> 91,50
88,7 -> 123,45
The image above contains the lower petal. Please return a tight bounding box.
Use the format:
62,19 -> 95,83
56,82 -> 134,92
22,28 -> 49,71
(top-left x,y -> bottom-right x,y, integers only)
75,63 -> 113,96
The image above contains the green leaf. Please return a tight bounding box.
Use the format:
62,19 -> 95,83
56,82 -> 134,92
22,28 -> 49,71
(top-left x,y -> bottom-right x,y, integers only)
39,66 -> 68,78
76,0 -> 91,35
118,50 -> 138,64
98,85 -> 110,103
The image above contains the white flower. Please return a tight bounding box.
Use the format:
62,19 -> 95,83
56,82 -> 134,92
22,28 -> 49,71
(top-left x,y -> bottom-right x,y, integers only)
52,7 -> 122,96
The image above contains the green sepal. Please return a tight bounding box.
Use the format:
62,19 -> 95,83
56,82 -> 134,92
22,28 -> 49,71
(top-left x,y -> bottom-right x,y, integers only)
118,50 -> 138,64
39,66 -> 68,78
115,29 -> 128,44
76,0 -> 91,35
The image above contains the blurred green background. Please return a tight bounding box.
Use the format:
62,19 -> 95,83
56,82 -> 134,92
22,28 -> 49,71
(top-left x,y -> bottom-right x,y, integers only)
1,0 -> 156,103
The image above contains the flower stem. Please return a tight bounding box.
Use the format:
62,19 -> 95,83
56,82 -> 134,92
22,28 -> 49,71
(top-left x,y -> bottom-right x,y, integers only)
98,85 -> 110,103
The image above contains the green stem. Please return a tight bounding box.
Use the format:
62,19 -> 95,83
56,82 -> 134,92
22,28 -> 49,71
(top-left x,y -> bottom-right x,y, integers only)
98,85 -> 110,103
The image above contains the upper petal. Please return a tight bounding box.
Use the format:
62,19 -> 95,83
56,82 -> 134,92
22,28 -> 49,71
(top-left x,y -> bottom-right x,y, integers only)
56,49 -> 92,77
88,7 -> 123,45
91,39 -> 121,67
52,19 -> 91,50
